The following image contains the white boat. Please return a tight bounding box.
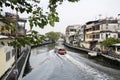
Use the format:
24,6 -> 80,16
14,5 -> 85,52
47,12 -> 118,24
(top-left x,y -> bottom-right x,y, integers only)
88,51 -> 97,57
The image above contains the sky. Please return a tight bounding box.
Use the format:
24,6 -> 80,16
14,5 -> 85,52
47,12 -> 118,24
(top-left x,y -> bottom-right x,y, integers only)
35,0 -> 120,34
3,0 -> 120,34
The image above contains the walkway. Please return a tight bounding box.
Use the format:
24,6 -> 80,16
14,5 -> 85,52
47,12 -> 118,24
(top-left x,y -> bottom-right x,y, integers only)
64,43 -> 120,63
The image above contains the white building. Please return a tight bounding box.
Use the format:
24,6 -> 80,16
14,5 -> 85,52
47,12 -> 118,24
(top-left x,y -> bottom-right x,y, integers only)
65,25 -> 81,46
85,19 -> 120,50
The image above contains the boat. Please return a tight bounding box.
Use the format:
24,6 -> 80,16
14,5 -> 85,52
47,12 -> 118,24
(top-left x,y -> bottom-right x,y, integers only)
54,46 -> 67,55
88,51 -> 97,57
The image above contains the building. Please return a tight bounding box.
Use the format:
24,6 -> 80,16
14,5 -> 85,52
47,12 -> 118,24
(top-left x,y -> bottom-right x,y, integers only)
84,19 -> 120,50
0,12 -> 27,79
74,25 -> 85,47
0,36 -> 15,78
65,25 -> 81,46
0,12 -> 27,36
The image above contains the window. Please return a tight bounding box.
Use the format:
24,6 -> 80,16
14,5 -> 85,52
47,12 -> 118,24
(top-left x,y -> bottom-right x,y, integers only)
93,34 -> 95,38
95,25 -> 100,30
114,35 -> 116,38
118,33 -> 120,38
117,47 -> 120,52
70,29 -> 76,32
96,34 -> 100,38
6,51 -> 10,61
12,49 -> 16,57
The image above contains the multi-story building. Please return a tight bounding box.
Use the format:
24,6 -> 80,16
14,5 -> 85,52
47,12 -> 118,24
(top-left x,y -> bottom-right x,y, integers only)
76,25 -> 85,41
74,25 -> 85,47
85,19 -> 120,50
65,25 -> 81,46
0,12 -> 27,78
12,18 -> 27,36
0,12 -> 27,36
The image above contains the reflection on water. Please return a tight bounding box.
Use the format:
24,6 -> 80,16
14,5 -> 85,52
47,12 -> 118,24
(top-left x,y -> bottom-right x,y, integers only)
23,43 -> 56,77
47,43 -> 56,50
31,46 -> 49,56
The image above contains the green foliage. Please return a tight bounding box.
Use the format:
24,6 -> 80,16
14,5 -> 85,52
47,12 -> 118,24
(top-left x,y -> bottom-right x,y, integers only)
8,30 -> 45,48
101,38 -> 120,47
0,0 -> 80,28
45,31 -> 60,42
0,41 -> 5,45
0,0 -> 80,47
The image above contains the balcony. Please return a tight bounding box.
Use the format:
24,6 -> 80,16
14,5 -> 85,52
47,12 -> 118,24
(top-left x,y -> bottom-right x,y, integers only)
85,38 -> 100,42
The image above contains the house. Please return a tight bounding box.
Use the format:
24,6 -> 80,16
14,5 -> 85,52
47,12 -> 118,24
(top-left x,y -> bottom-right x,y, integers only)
0,12 -> 27,79
0,36 -> 15,78
75,25 -> 85,47
0,12 -> 27,36
65,25 -> 81,46
84,19 -> 120,50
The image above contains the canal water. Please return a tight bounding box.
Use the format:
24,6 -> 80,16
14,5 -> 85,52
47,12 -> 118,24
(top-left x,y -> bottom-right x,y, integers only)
23,44 -> 56,76
23,43 -> 120,80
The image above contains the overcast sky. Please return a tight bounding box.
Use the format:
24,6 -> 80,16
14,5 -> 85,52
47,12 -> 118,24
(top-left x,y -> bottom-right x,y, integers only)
3,0 -> 120,34
35,0 -> 120,34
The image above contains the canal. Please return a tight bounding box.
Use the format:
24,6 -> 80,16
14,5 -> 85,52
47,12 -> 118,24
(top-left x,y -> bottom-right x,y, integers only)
23,43 -> 120,80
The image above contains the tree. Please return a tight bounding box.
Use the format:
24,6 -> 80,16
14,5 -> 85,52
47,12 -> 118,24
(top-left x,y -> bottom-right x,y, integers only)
101,38 -> 120,47
45,31 -> 60,42
0,0 -> 80,47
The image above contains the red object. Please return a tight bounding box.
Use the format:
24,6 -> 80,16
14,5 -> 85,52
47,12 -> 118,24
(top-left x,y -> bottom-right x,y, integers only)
58,49 -> 67,55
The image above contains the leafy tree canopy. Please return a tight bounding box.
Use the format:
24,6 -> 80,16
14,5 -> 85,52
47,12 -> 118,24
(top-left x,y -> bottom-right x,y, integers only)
101,38 -> 120,47
0,0 -> 80,47
45,31 -> 60,42
0,0 -> 80,28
